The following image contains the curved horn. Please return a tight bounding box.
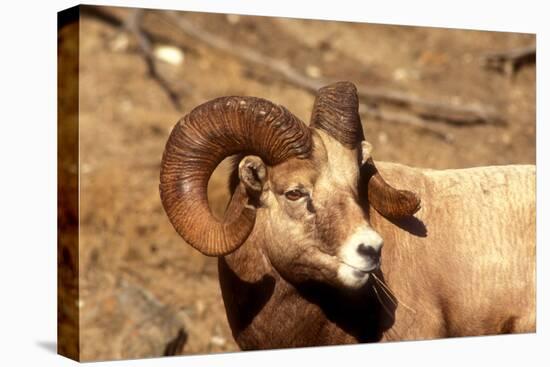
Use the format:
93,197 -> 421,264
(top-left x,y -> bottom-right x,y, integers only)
311,81 -> 420,218
362,158 -> 421,219
310,81 -> 364,148
160,96 -> 311,256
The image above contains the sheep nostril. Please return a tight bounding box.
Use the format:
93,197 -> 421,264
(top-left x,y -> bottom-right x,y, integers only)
357,243 -> 381,261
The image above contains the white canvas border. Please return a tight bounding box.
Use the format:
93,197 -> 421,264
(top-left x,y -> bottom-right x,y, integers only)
0,1 -> 546,366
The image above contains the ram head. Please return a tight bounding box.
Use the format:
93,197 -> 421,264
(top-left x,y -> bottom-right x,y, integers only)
160,82 -> 420,290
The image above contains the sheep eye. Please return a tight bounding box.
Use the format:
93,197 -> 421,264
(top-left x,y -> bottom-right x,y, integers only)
285,189 -> 305,201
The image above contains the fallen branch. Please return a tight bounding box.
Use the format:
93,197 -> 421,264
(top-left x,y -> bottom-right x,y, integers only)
161,11 -> 505,127
482,44 -> 536,77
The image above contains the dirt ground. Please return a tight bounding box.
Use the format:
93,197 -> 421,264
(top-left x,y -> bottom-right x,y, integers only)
63,5 -> 535,361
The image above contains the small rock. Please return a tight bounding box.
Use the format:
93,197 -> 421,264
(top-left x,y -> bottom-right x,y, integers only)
392,68 -> 408,81
305,65 -> 322,79
210,335 -> 226,347
153,45 -> 185,66
226,14 -> 241,24
110,33 -> 129,52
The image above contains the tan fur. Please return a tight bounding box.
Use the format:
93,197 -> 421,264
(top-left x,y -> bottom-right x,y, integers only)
370,162 -> 536,339
218,131 -> 535,349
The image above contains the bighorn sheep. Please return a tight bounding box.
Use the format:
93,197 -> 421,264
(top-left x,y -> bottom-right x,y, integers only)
160,82 -> 535,349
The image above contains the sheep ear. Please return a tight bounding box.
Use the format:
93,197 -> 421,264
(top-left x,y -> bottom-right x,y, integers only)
224,155 -> 267,223
360,146 -> 420,219
238,155 -> 267,196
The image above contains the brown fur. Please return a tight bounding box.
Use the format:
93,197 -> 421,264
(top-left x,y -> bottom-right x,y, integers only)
218,132 -> 536,348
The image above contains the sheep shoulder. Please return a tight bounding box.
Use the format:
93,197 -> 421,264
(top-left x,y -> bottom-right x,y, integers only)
370,163 -> 535,339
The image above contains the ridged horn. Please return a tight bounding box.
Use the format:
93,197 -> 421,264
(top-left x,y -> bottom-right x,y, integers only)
160,96 -> 311,256
362,158 -> 421,219
310,81 -> 364,148
311,81 -> 420,218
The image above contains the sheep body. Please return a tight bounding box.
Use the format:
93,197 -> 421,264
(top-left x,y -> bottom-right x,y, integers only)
219,162 -> 536,349
159,81 -> 535,350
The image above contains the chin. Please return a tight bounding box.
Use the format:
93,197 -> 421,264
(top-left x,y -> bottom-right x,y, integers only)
337,264 -> 371,289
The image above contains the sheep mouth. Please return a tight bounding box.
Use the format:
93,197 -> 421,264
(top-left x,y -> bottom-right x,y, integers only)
340,261 -> 378,275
